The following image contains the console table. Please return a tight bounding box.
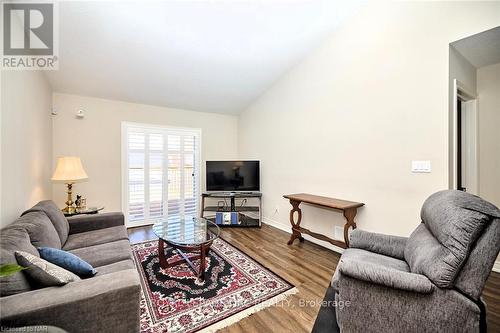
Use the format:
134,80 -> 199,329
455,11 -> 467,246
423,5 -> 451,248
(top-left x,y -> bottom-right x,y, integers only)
283,193 -> 364,248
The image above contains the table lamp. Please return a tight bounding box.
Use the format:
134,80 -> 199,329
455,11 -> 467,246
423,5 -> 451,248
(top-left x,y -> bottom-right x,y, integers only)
51,157 -> 89,214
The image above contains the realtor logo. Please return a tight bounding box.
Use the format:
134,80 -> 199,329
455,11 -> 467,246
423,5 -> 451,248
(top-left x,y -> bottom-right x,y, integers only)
2,2 -> 58,70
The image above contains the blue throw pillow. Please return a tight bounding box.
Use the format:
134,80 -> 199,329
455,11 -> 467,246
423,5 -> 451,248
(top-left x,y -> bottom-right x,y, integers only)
37,247 -> 97,278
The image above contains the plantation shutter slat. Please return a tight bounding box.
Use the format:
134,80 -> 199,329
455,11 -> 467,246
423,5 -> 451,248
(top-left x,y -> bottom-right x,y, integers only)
125,125 -> 200,224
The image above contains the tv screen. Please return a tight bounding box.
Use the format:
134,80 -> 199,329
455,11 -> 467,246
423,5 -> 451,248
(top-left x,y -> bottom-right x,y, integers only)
206,161 -> 260,192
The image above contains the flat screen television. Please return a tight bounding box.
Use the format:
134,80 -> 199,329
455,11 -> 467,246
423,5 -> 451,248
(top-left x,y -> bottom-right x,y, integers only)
206,160 -> 260,192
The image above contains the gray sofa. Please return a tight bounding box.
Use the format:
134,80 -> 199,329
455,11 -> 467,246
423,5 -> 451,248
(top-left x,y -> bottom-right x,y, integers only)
332,190 -> 500,333
0,200 -> 141,333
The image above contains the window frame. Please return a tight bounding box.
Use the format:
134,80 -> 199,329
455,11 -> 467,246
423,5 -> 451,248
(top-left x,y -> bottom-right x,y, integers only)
121,121 -> 202,227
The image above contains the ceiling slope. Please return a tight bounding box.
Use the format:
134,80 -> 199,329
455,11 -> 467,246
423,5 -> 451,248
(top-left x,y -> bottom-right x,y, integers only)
46,0 -> 364,114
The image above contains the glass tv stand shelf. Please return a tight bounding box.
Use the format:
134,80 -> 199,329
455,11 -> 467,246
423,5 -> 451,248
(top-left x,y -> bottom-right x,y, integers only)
200,192 -> 262,227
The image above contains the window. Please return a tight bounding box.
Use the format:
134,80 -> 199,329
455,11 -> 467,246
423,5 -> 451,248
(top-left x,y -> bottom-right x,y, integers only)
122,123 -> 201,226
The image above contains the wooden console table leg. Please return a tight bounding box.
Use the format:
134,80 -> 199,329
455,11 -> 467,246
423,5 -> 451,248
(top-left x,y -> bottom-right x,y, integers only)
158,239 -> 167,268
343,208 -> 358,247
287,199 -> 305,245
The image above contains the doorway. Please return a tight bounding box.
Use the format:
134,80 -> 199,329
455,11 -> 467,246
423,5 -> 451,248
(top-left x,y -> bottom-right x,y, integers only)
452,79 -> 478,195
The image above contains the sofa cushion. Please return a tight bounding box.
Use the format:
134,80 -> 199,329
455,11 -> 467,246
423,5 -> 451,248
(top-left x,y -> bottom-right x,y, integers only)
38,247 -> 97,278
405,190 -> 500,288
15,212 -> 61,249
95,259 -> 136,276
0,226 -> 40,296
15,251 -> 80,287
62,225 -> 129,251
68,240 -> 132,268
23,200 -> 69,244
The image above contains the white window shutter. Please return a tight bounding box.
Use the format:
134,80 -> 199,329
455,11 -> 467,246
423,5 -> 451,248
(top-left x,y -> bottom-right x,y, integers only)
124,124 -> 200,225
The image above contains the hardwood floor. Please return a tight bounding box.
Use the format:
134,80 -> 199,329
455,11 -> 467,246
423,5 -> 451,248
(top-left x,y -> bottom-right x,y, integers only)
128,224 -> 500,332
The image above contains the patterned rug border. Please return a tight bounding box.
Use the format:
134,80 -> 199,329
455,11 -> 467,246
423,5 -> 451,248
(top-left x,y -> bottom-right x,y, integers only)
131,237 -> 298,332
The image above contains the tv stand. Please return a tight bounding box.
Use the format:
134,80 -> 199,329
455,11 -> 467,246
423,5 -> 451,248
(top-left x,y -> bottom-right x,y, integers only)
201,192 -> 262,227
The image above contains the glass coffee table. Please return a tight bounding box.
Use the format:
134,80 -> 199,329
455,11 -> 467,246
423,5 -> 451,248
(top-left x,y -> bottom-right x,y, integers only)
152,215 -> 220,281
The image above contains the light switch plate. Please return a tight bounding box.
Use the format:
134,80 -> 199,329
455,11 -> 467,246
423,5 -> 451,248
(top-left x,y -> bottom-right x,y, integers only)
412,160 -> 431,173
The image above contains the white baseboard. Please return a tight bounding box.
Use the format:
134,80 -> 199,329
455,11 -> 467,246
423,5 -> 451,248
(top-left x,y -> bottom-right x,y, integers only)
262,216 -> 345,255
493,261 -> 500,274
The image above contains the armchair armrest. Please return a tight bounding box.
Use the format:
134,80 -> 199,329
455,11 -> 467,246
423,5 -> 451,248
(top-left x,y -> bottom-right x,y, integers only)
349,229 -> 407,259
0,269 -> 140,333
339,258 -> 434,294
67,212 -> 124,234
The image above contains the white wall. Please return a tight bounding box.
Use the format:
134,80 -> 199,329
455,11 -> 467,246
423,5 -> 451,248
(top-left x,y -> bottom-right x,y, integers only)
52,93 -> 238,213
238,1 -> 500,250
449,46 -> 477,95
1,71 -> 53,227
477,62 -> 500,208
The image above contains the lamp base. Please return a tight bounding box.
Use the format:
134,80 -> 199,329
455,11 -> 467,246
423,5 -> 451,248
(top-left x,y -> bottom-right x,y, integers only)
61,206 -> 76,214
62,183 -> 76,215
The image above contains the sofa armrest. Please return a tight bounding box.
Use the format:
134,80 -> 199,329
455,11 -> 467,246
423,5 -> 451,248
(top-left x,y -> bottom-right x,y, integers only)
349,229 -> 407,260
339,258 -> 434,294
0,269 -> 140,333
67,212 -> 125,234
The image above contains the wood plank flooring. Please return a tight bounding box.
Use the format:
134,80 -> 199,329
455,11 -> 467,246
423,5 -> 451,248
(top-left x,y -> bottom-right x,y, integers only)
128,224 -> 500,332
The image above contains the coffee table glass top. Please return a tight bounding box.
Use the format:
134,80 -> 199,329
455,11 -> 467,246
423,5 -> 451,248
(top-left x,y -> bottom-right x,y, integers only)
152,215 -> 220,246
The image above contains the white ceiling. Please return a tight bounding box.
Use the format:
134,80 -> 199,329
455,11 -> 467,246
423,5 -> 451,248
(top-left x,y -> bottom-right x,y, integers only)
46,1 -> 364,114
452,26 -> 500,68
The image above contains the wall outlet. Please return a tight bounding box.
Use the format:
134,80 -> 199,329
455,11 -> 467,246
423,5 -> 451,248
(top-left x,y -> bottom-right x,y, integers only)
334,226 -> 344,240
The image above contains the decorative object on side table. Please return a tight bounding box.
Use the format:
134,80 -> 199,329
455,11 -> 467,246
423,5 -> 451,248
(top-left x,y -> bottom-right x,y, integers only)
63,206 -> 104,217
75,195 -> 86,210
51,156 -> 88,214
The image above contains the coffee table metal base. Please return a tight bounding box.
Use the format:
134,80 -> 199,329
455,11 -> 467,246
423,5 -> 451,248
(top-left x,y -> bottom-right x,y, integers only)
158,239 -> 212,281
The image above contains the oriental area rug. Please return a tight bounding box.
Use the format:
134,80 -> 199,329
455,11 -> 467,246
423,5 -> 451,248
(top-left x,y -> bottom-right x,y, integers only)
132,238 -> 296,333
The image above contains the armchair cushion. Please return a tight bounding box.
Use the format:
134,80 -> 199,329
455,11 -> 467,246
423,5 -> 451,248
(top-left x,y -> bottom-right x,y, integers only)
454,218 -> 500,300
331,248 -> 410,291
349,229 -> 407,259
405,190 -> 500,288
22,201 -> 69,245
338,255 -> 434,294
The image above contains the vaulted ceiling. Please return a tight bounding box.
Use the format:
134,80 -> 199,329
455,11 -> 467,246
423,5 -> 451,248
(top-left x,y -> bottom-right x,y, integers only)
46,1 -> 364,114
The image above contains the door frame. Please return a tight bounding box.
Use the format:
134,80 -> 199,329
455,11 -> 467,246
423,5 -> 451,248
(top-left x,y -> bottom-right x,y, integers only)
452,79 -> 479,194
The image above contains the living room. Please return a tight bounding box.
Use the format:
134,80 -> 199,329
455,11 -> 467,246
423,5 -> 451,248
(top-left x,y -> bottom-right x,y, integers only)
1,1 -> 499,332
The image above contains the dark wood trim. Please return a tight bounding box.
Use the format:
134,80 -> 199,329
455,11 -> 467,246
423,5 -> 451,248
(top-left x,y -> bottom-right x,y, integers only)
157,237 -> 214,280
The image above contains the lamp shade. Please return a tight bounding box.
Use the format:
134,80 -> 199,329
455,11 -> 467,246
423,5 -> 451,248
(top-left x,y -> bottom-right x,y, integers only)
51,157 -> 89,183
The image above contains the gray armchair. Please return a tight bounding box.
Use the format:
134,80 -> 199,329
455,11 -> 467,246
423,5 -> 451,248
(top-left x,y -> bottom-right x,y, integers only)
331,190 -> 500,333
